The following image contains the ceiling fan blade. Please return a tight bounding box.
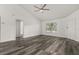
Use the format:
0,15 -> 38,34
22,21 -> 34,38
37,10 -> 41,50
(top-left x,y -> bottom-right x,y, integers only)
43,9 -> 50,10
42,4 -> 47,9
34,5 -> 41,9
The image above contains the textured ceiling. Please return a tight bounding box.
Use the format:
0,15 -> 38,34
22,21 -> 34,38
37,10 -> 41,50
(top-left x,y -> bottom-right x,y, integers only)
19,4 -> 79,20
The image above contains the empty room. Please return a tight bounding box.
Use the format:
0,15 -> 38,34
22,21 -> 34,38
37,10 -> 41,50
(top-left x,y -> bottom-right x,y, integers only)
0,4 -> 79,55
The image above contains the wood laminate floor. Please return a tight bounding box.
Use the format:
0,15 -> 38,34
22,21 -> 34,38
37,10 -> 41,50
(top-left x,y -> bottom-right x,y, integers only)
0,35 -> 79,55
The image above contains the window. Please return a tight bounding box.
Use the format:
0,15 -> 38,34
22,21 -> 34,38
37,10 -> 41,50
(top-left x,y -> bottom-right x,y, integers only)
46,22 -> 57,32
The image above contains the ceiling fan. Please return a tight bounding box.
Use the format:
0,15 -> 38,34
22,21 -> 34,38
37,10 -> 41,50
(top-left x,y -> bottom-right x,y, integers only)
34,4 -> 50,13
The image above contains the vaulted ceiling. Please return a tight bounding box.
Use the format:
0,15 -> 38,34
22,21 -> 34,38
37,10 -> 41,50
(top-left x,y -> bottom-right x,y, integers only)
19,4 -> 79,20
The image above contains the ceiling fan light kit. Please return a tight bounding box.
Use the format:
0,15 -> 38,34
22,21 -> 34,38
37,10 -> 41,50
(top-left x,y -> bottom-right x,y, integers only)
39,10 -> 44,12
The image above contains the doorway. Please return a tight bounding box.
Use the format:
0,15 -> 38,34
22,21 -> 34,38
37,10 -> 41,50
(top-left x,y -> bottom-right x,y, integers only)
16,19 -> 24,46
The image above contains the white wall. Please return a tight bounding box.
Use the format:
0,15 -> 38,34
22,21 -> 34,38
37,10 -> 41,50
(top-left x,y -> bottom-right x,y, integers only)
0,17 -> 1,40
41,9 -> 79,42
0,5 -> 41,42
63,9 -> 79,41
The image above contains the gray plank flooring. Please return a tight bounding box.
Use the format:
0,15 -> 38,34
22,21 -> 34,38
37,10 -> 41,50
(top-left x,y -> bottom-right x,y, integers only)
0,35 -> 79,55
